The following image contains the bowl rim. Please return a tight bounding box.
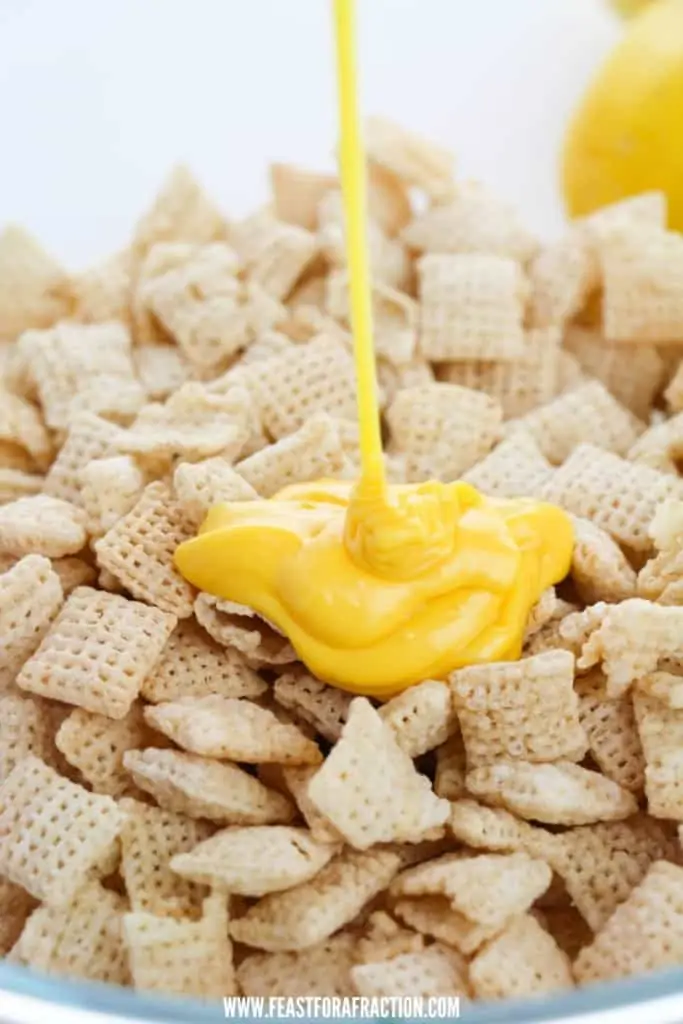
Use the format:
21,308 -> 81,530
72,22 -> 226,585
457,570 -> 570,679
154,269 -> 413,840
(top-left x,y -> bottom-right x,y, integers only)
3,963 -> 683,1024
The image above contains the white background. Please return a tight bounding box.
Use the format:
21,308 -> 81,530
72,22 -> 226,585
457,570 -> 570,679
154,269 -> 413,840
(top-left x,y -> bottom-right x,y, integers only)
0,0 -> 620,268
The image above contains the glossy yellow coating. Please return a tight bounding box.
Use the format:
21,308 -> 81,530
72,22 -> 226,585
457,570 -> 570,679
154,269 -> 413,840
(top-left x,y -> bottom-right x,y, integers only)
174,0 -> 575,698
175,480 -> 573,699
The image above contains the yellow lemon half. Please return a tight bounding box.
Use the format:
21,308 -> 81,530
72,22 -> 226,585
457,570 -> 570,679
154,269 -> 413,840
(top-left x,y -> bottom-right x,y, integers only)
562,0 -> 683,229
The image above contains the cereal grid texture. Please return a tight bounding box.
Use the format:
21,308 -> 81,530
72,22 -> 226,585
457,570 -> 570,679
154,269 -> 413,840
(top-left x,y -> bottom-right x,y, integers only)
2,133 -> 683,1004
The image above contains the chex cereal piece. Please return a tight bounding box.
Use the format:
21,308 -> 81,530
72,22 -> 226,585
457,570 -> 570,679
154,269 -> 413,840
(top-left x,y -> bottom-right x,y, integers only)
386,383 -> 501,482
119,797 -> 212,919
171,825 -> 339,896
134,344 -> 190,401
247,335 -> 358,441
508,381 -> 643,464
0,756 -> 124,905
55,705 -> 151,798
0,878 -> 37,956
229,846 -> 402,952
649,497 -> 683,553
466,760 -> 638,826
247,223 -> 318,301
393,851 -> 551,930
43,413 -> 121,507
144,695 -> 322,765
579,191 -> 667,245
433,733 -> 467,800
307,698 -> 449,849
638,529 -> 683,604
364,116 -> 455,200
124,892 -> 236,997
0,226 -> 71,339
0,692 -> 54,784
173,457 -> 258,526
394,897 -> 500,957
576,671 -> 645,793
325,270 -> 416,362
557,602 -> 608,659
542,444 -> 683,552
378,680 -> 457,759
637,671 -> 683,710
232,210 -> 317,299
0,555 -> 63,683
523,588 -> 559,644
463,433 -> 553,499
281,766 -> 343,844
402,181 -> 537,261
80,455 -> 146,538
67,372 -> 146,426
571,515 -> 638,604
377,355 -> 435,408
131,165 -> 226,258
574,861 -> 683,983
448,799 -> 550,857
123,748 -> 295,825
237,933 -> 356,998
439,326 -> 563,419
0,468 -> 43,504
236,413 -> 345,497
270,162 -> 336,231
26,321 -> 139,432
0,495 -> 86,559
528,234 -> 597,328
0,387 -> 52,470
633,689 -> 683,819
132,241 -> 199,344
118,384 -> 250,465
241,329 -> 296,365
50,556 -> 97,595
73,247 -> 131,325
194,593 -> 296,666
572,599 -> 683,697
628,412 -> 683,475
601,225 -> 683,343
274,671 -> 352,743
11,880 -> 129,984
351,944 -> 469,999
355,911 -> 424,964
565,325 -> 664,420
17,586 -> 176,718
140,245 -> 253,371
527,599 -> 582,654
95,482 -> 195,617
367,161 -> 426,235
418,253 -> 526,361
450,651 -> 587,767
142,619 -> 266,704
469,915 -> 573,1000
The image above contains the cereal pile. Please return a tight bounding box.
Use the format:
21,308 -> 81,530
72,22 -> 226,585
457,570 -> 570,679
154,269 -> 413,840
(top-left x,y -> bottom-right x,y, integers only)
3,117 -> 683,1005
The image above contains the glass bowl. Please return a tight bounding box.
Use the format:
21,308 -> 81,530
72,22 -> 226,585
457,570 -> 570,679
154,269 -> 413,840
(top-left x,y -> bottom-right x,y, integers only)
3,963 -> 683,1024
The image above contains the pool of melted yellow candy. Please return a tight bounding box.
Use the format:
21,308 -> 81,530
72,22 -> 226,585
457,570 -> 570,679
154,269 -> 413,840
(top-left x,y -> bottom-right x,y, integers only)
175,478 -> 573,698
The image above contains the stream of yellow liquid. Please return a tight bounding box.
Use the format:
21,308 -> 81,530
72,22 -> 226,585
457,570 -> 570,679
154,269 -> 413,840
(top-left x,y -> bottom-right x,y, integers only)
174,0 -> 574,698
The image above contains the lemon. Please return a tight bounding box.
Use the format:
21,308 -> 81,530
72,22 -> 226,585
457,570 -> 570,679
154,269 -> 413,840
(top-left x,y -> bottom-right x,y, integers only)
562,0 -> 683,229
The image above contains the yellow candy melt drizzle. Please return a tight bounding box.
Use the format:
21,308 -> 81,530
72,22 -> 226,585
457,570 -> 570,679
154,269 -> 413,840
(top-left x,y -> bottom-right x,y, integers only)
174,0 -> 574,699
